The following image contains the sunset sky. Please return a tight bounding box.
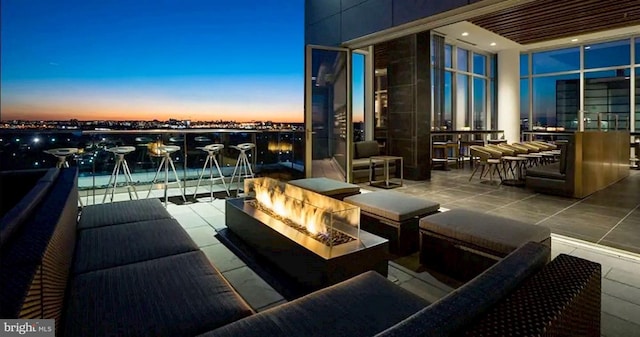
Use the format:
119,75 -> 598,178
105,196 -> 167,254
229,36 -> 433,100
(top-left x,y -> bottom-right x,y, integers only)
1,0 -> 305,122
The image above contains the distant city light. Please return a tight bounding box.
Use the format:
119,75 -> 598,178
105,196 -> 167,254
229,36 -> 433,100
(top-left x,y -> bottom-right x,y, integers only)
34,162 -> 39,166
51,138 -> 56,142
33,137 -> 40,143
15,138 -> 20,142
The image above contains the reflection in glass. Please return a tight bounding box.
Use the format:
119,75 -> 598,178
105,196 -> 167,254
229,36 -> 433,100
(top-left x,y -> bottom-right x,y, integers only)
520,54 -> 529,77
584,39 -> 630,69
532,47 -> 579,74
352,53 -> 365,141
473,77 -> 486,130
445,44 -> 452,68
520,79 -> 529,130
456,74 -> 469,128
473,53 -> 486,76
584,69 -> 630,130
532,73 -> 580,130
635,68 -> 640,129
458,48 -> 468,72
444,71 -> 452,129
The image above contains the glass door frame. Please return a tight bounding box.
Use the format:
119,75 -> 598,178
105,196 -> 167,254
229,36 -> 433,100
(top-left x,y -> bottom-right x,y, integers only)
304,44 -> 353,181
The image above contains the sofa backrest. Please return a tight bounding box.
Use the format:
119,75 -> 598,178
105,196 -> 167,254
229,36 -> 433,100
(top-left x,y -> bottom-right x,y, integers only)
374,242 -> 550,337
0,168 -> 60,247
355,141 -> 380,159
0,168 -> 78,332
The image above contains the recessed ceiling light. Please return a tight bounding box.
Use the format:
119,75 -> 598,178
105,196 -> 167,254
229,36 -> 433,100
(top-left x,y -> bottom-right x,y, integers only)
490,42 -> 497,46
571,38 -> 579,42
461,32 -> 469,37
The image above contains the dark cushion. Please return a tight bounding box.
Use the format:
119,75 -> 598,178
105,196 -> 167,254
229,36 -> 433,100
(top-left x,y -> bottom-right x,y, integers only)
78,199 -> 171,230
345,191 -> 440,222
73,218 -> 199,275
0,168 -> 53,216
527,163 -> 565,180
200,271 -> 429,337
63,251 -> 253,337
558,141 -> 568,174
375,242 -> 550,337
419,209 -> 550,256
288,177 -> 360,196
355,141 -> 380,159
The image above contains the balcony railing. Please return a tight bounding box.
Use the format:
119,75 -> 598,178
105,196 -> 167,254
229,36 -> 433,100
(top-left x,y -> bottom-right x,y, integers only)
0,129 -> 305,204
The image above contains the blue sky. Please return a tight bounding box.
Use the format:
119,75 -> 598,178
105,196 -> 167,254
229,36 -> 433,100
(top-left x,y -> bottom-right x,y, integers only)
1,0 -> 305,121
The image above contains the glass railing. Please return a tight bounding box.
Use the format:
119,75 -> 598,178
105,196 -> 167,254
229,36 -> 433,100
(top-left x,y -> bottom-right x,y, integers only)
0,129 -> 305,204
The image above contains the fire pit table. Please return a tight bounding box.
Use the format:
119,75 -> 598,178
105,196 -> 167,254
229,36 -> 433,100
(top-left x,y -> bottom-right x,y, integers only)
225,178 -> 389,292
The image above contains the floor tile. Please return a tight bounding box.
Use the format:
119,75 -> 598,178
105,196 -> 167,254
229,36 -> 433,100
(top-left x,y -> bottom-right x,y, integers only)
602,293 -> 640,324
398,277 -> 449,304
222,266 -> 284,310
388,265 -> 414,285
601,312 -> 640,337
603,279 -> 640,306
185,226 -> 220,247
606,268 -> 640,288
173,211 -> 210,229
200,243 -> 245,273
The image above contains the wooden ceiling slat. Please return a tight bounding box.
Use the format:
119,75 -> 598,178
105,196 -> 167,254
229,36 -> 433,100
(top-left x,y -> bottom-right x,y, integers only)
469,0 -> 640,45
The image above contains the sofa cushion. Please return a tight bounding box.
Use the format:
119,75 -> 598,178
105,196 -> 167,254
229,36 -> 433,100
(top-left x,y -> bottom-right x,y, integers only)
345,191 -> 440,222
527,163 -> 565,180
375,242 -> 550,337
419,209 -> 550,256
288,177 -> 360,197
355,141 -> 380,159
200,271 -> 429,337
73,218 -> 199,275
78,198 -> 171,230
63,251 -> 253,337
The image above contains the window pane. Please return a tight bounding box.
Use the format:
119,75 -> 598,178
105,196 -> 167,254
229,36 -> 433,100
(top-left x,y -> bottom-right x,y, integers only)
636,68 -> 640,129
473,53 -> 486,76
490,78 -> 497,130
456,74 -> 469,127
532,73 -> 580,130
473,77 -> 486,130
520,79 -> 529,130
444,71 -> 453,129
584,39 -> 630,69
445,44 -> 452,68
636,38 -> 640,64
532,47 -> 579,74
520,54 -> 529,76
584,69 -> 631,130
457,48 -> 468,72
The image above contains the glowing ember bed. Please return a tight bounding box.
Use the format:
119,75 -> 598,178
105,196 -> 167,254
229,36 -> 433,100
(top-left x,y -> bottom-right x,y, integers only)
225,178 -> 389,291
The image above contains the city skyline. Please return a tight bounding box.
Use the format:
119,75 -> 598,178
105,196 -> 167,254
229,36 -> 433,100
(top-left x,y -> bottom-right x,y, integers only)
1,0 -> 305,122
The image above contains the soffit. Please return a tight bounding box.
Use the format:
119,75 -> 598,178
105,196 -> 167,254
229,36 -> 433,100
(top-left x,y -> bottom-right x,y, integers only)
469,0 -> 640,45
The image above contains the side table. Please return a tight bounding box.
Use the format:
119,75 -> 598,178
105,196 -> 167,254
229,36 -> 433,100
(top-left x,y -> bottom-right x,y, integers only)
369,155 -> 403,189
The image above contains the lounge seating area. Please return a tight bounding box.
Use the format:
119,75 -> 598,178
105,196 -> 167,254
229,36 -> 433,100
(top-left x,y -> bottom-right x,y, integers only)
1,167 -> 606,336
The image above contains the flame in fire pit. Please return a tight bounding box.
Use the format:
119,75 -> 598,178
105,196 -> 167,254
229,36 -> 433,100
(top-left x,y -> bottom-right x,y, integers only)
253,181 -> 329,235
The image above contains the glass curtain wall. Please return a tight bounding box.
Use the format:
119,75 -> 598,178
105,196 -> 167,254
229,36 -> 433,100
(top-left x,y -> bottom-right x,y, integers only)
432,39 -> 494,130
522,36 -> 640,131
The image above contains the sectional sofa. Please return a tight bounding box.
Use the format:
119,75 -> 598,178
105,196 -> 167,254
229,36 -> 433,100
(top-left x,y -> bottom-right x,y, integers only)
1,167 -> 601,336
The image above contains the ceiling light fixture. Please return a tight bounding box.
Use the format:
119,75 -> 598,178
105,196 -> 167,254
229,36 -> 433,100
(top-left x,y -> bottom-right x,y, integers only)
571,38 -> 579,42
461,32 -> 469,36
490,42 -> 496,46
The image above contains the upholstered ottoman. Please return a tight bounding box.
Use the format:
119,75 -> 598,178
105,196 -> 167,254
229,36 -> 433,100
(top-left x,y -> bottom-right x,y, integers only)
419,209 -> 551,281
288,177 -> 360,200
344,191 -> 440,255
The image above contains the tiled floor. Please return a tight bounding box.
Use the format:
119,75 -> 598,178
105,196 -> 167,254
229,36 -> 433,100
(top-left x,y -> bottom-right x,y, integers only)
91,172 -> 640,336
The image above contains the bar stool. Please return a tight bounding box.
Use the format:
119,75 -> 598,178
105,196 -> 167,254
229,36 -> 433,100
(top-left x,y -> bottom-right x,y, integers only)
146,144 -> 186,205
229,143 -> 255,195
44,147 -> 78,168
103,146 -> 138,203
44,147 -> 83,207
193,144 -> 230,200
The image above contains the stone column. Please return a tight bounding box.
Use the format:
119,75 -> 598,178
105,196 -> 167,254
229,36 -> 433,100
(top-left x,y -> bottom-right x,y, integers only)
387,32 -> 432,180
497,49 -> 520,142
